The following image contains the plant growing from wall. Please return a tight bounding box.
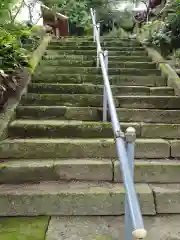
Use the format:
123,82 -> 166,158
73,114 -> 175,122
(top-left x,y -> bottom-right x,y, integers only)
139,0 -> 180,57
0,0 -> 45,108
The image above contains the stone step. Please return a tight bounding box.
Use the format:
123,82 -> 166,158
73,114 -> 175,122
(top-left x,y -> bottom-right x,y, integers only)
48,45 -> 144,51
45,49 -> 147,56
0,181 -> 155,216
50,39 -> 140,47
46,215 -> 180,240
8,120 -> 180,139
43,54 -> 151,62
1,159 -> 180,184
32,74 -> 166,86
51,36 -> 136,41
28,84 -> 173,96
35,67 -> 161,76
40,59 -> 156,69
21,94 -> 180,109
0,138 -> 170,159
16,106 -> 180,123
8,120 -> 139,138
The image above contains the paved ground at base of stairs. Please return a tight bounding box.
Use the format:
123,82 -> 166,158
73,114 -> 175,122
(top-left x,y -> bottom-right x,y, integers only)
2,216 -> 180,240
46,216 -> 180,240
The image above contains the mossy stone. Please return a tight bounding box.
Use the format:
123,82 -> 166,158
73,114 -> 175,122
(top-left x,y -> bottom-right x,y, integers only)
0,216 -> 50,240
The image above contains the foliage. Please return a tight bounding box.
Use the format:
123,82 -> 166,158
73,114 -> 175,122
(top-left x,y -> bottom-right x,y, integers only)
0,0 -> 44,107
42,0 -> 90,34
0,26 -> 30,71
0,0 -> 14,23
140,0 -> 180,57
104,27 -> 129,38
42,0 -> 119,35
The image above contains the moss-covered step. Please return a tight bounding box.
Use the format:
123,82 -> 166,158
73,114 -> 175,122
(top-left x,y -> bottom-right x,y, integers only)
114,160 -> 180,183
50,39 -> 141,47
0,182 -> 155,216
0,138 -> 170,159
0,159 -> 113,183
20,94 -> 106,107
28,83 -> 173,96
21,94 -> 180,109
16,106 -> 180,123
41,59 -> 96,67
42,54 -> 151,62
0,216 -> 49,239
32,74 -> 166,86
8,120 -> 140,138
28,84 -> 152,95
48,45 -> 144,51
150,87 -> 174,95
140,123 -> 180,139
1,159 -> 180,184
35,67 -> 161,76
40,60 -> 156,69
9,121 -> 180,139
45,49 -> 147,56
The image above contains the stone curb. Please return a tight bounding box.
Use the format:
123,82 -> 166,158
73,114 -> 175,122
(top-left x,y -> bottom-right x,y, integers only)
143,46 -> 180,96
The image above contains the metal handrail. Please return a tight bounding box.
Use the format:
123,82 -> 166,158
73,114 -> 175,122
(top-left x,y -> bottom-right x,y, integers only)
41,4 -> 69,19
90,8 -> 147,240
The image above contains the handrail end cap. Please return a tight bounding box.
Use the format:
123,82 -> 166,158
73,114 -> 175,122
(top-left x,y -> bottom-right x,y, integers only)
132,229 -> 147,239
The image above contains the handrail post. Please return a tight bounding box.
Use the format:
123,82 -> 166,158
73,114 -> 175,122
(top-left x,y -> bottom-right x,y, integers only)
103,50 -> 108,122
96,23 -> 100,68
125,127 -> 136,240
93,9 -> 96,42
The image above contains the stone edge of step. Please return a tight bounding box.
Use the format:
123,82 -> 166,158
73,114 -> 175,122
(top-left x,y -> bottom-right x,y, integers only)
0,159 -> 180,184
0,180 -> 180,214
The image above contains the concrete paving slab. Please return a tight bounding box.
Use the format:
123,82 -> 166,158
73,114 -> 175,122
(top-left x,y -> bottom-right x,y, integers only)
46,215 -> 180,240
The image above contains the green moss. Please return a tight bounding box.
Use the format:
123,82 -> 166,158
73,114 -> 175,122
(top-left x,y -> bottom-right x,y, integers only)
159,63 -> 169,74
0,216 -> 50,240
29,35 -> 52,73
21,94 -> 103,107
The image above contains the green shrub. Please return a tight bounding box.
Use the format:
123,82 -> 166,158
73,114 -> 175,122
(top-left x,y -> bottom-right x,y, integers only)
140,0 -> 180,57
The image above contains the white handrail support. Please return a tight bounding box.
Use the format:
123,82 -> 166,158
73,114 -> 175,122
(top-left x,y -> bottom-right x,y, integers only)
93,9 -> 96,42
103,50 -> 108,122
90,8 -> 147,240
96,23 -> 100,68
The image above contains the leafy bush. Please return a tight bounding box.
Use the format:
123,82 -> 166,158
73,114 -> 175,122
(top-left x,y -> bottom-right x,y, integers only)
104,27 -> 129,38
142,0 -> 180,56
0,0 -> 45,108
42,0 -> 119,35
0,23 -> 43,72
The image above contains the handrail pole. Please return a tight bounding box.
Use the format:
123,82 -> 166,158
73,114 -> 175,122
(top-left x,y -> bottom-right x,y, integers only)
90,8 -> 147,239
96,23 -> 100,68
103,50 -> 108,122
99,52 -> 145,232
93,9 -> 96,42
125,127 -> 136,240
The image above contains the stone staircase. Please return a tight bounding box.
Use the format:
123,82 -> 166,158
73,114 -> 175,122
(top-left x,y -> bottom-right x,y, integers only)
1,37 -> 180,236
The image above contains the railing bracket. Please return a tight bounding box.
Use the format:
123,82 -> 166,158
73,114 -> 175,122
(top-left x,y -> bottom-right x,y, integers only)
98,50 -> 104,55
115,130 -> 125,139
